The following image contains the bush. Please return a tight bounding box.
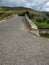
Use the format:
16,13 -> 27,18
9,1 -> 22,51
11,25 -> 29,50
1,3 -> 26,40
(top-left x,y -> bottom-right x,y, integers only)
0,11 -> 4,15
36,18 -> 42,22
47,19 -> 49,23
4,11 -> 13,16
18,11 -> 29,16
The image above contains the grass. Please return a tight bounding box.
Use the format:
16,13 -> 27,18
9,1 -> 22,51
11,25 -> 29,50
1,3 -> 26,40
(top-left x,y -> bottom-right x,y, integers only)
31,19 -> 49,38
31,19 -> 49,29
0,7 -> 16,21
0,14 -> 11,21
0,12 -> 14,20
40,33 -> 49,38
31,18 -> 49,38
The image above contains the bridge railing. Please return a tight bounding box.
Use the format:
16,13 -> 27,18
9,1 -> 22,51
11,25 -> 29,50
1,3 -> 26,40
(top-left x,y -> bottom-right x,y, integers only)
25,14 -> 40,36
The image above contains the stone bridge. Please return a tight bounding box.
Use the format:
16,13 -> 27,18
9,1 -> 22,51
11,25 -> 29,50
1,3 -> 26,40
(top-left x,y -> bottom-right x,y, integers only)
0,15 -> 49,65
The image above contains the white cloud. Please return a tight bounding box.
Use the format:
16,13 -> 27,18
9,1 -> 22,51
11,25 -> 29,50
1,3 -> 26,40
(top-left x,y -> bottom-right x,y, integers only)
43,2 -> 49,11
7,0 -> 27,4
24,2 -> 35,8
16,0 -> 27,4
45,2 -> 49,8
32,0 -> 46,4
45,2 -> 49,6
46,8 -> 49,11
25,3 -> 31,7
44,8 -> 49,11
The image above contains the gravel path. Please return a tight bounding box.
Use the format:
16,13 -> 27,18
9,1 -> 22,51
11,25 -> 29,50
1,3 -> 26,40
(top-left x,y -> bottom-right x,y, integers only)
0,15 -> 49,65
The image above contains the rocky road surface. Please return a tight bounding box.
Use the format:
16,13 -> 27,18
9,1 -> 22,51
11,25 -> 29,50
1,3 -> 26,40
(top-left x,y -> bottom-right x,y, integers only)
0,15 -> 49,65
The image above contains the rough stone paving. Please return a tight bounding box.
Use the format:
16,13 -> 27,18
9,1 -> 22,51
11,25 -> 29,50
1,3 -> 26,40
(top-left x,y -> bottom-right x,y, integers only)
0,15 -> 49,65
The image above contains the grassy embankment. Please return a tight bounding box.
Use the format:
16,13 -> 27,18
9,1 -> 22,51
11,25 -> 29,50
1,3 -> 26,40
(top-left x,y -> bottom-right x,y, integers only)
31,18 -> 49,29
0,7 -> 16,21
30,14 -> 49,38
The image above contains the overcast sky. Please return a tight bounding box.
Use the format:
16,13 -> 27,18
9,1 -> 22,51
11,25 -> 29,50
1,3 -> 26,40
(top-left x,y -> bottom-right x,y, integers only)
0,0 -> 49,11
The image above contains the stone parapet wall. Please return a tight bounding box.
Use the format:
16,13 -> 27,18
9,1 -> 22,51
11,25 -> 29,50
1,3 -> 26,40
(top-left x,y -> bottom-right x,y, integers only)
25,14 -> 39,36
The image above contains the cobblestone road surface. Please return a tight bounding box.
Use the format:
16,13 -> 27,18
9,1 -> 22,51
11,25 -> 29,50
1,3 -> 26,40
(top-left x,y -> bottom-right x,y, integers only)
0,15 -> 49,65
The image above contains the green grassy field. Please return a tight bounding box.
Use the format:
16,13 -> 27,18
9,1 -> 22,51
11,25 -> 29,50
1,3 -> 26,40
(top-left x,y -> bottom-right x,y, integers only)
31,19 -> 49,28
31,18 -> 49,38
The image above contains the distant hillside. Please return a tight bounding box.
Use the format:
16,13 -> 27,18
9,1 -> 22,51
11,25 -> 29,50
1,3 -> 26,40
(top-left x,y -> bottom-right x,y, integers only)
0,6 -> 49,17
42,12 -> 49,18
0,6 -> 43,15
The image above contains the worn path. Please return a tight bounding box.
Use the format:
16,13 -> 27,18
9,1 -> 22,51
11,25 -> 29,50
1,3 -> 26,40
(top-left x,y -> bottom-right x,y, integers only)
0,15 -> 49,65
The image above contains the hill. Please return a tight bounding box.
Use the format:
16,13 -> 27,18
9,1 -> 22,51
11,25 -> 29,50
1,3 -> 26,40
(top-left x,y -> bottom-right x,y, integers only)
0,6 -> 44,15
0,6 -> 49,20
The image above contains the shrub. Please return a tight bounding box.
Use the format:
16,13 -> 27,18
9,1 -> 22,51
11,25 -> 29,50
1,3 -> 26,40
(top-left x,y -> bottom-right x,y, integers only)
0,11 -> 4,15
36,18 -> 42,22
47,19 -> 49,23
18,11 -> 29,16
